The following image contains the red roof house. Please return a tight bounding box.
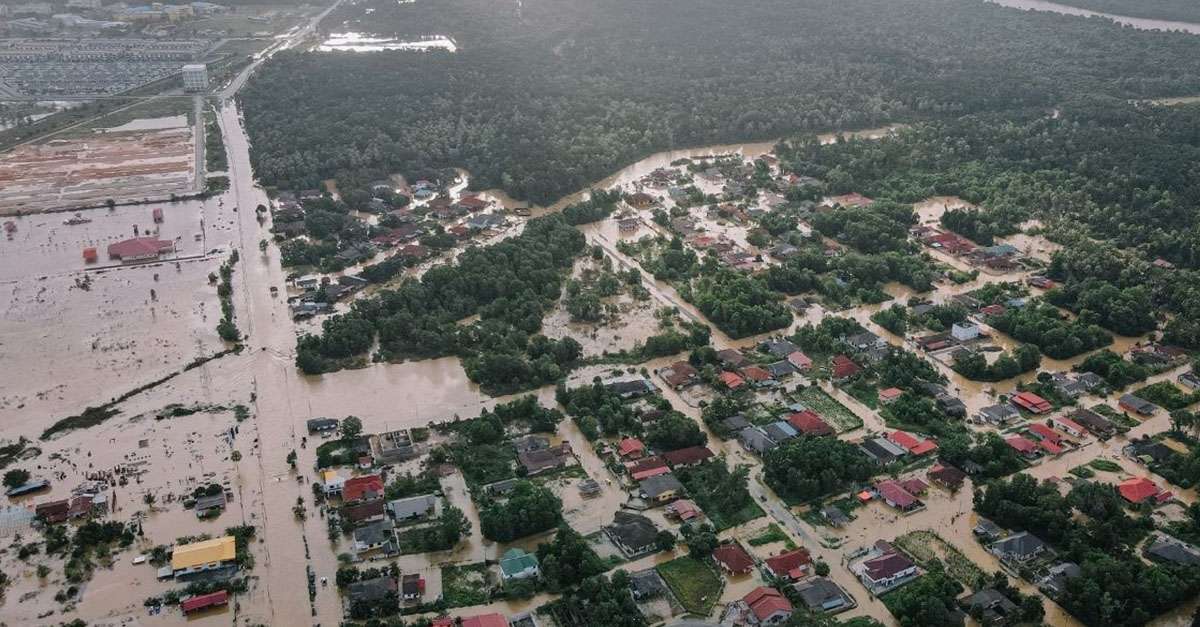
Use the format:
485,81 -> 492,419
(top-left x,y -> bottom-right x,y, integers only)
1004,435 -> 1040,458
887,431 -> 937,456
740,366 -> 774,385
719,371 -> 746,390
927,464 -> 967,489
831,355 -> 861,381
662,446 -> 714,467
667,499 -> 702,521
787,410 -> 833,437
1011,391 -> 1052,414
764,548 -> 812,581
342,474 -> 385,503
618,438 -> 646,459
628,456 -> 671,481
181,590 -> 228,614
106,237 -> 175,261
744,586 -> 793,624
876,480 -> 922,511
460,614 -> 509,627
878,387 -> 904,404
1119,477 -> 1163,504
712,543 -> 755,575
1027,423 -> 1062,444
787,351 -> 813,371
1038,439 -> 1064,455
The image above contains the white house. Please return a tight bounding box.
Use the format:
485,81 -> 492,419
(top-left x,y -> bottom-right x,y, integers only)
951,322 -> 980,342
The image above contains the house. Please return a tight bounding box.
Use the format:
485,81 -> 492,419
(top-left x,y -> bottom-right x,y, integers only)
845,331 -> 885,351
171,536 -> 237,578
1039,562 -> 1081,597
1179,371 -> 1200,391
795,578 -> 851,614
401,573 -> 425,601
764,548 -> 812,581
628,456 -> 671,481
344,500 -> 386,525
353,519 -> 396,553
659,361 -> 700,389
951,323 -> 980,342
860,437 -> 906,465
743,586 -> 794,625
579,479 -> 602,498
483,478 -> 520,497
1066,408 -> 1116,438
962,588 -> 1018,626
518,443 -> 573,476
321,470 -> 345,495
618,438 -> 646,459
856,548 -> 918,593
1049,415 -> 1086,439
106,236 -> 174,261
875,480 -> 923,512
1118,477 -> 1169,505
712,542 -> 755,575
788,410 -> 833,437
1125,437 -> 1176,465
977,404 -> 1020,426
821,506 -> 851,527
662,446 -> 714,468
1010,391 -> 1051,414
927,464 -> 967,490
887,430 -> 937,456
739,426 -> 779,455
194,492 -> 227,518
739,362 -> 777,386
1050,373 -> 1088,399
765,360 -> 797,379
720,371 -> 747,390
4,479 -> 49,497
306,417 -> 339,434
630,569 -> 668,601
760,339 -> 801,359
1004,435 -> 1040,459
878,387 -> 903,405
666,499 -> 702,522
722,414 -> 752,433
458,614 -> 509,627
181,590 -> 229,615
376,429 -> 418,462
1026,423 -> 1063,445
342,475 -> 385,504
717,349 -> 750,369
973,519 -> 1004,542
627,191 -> 657,208
1143,535 -> 1200,566
386,494 -> 438,521
762,421 -> 798,444
499,547 -> 540,581
639,473 -> 684,503
936,393 -> 968,418
831,355 -> 861,381
347,576 -> 397,606
1119,393 -> 1158,417
605,511 -> 660,558
990,531 -> 1047,563
605,378 -> 657,399
787,351 -> 814,371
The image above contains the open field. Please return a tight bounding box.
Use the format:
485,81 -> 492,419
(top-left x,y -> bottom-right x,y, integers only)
657,556 -> 722,616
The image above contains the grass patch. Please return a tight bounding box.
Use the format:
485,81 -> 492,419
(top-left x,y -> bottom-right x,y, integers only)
440,562 -> 492,608
1088,459 -> 1122,472
1069,465 -> 1095,479
1092,403 -> 1139,427
1134,381 -> 1200,411
796,386 -> 862,432
844,379 -> 880,409
893,530 -> 986,589
747,523 -> 796,549
674,461 -> 764,531
657,556 -> 722,615
315,439 -> 361,468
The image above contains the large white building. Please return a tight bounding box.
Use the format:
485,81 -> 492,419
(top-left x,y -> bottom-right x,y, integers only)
182,63 -> 208,91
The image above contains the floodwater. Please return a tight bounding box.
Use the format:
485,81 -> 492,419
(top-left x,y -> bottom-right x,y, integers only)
317,32 -> 458,52
988,0 -> 1200,34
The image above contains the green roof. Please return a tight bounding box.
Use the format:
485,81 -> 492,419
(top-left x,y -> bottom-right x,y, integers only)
500,548 -> 539,577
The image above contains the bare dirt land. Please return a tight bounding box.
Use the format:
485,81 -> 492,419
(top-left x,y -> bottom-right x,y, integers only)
0,120 -> 195,216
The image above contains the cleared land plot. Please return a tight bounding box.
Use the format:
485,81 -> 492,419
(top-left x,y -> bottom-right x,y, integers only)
657,556 -> 722,616
893,530 -> 985,589
440,562 -> 492,608
0,123 -> 195,215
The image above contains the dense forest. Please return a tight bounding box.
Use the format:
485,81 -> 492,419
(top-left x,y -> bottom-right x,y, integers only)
240,0 -> 1200,205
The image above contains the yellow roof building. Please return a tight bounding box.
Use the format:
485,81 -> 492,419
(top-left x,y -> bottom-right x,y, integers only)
171,536 -> 236,570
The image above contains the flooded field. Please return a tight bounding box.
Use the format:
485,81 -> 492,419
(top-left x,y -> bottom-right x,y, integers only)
0,120 -> 196,215
989,0 -> 1200,33
317,31 -> 458,52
